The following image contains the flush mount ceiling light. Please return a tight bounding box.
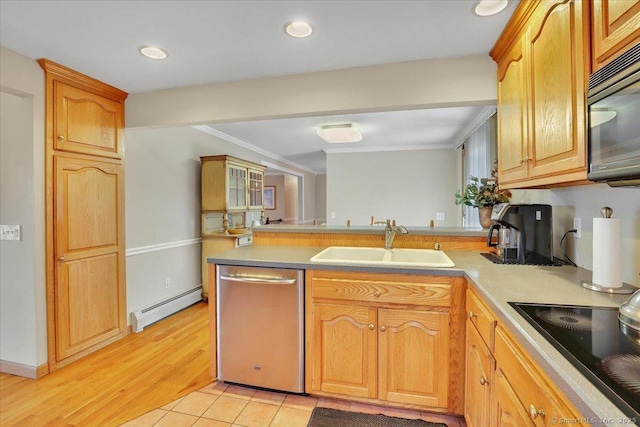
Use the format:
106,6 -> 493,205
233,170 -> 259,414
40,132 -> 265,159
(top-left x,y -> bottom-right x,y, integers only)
284,21 -> 313,38
138,45 -> 168,60
473,0 -> 508,16
317,124 -> 362,143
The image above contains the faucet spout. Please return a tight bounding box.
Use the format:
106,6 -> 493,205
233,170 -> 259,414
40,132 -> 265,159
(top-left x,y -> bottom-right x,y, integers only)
384,219 -> 409,250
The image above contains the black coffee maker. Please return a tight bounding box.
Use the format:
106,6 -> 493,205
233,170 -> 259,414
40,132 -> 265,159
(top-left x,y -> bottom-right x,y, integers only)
486,203 -> 555,265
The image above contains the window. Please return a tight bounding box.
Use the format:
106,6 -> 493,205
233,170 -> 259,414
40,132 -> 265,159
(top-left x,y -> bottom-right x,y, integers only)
460,114 -> 497,227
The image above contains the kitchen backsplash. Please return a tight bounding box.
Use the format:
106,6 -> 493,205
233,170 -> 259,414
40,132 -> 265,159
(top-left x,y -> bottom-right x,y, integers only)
511,184 -> 639,286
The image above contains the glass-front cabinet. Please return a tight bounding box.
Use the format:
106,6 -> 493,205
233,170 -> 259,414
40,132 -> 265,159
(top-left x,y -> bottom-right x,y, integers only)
201,155 -> 266,212
227,165 -> 247,209
248,169 -> 264,209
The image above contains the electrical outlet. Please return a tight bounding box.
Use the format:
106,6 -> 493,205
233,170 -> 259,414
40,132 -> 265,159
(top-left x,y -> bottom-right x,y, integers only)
573,218 -> 581,239
330,212 -> 336,219
436,212 -> 445,221
165,277 -> 171,289
0,225 -> 21,241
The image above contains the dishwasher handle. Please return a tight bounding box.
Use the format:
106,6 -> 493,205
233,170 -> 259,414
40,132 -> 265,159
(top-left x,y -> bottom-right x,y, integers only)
219,274 -> 297,285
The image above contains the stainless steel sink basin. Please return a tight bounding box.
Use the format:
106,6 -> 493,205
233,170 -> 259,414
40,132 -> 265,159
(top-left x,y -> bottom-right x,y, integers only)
309,246 -> 455,268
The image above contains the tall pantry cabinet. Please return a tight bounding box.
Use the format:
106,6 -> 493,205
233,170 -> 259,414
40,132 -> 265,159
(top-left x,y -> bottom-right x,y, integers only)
39,59 -> 128,371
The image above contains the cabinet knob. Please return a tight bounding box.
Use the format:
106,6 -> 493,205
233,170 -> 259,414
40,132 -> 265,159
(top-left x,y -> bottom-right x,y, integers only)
368,324 -> 375,330
479,376 -> 488,385
379,325 -> 386,332
528,404 -> 545,419
469,311 -> 477,320
374,291 -> 381,297
58,255 -> 65,262
57,135 -> 65,141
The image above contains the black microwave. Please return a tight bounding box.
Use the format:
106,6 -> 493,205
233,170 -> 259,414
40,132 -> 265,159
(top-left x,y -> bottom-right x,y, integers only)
587,42 -> 640,187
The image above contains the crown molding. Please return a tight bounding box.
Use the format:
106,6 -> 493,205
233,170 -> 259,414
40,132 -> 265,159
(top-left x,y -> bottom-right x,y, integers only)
323,143 -> 453,155
192,125 -> 319,175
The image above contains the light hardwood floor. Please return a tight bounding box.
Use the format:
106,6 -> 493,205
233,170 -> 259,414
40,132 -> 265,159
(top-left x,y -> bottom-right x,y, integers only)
0,302 -> 211,426
1,301 -> 465,426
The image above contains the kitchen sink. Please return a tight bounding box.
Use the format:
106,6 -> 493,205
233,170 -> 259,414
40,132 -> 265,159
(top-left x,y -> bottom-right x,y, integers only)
309,246 -> 455,268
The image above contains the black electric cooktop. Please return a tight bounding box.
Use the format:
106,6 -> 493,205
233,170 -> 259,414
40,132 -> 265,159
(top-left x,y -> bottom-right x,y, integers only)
510,302 -> 640,421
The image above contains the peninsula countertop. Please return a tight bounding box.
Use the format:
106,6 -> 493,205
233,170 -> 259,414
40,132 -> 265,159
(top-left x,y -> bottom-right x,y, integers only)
207,245 -> 636,425
251,224 -> 488,236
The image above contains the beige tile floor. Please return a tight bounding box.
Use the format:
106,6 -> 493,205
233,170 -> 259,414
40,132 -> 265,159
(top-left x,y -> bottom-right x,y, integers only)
121,381 -> 466,427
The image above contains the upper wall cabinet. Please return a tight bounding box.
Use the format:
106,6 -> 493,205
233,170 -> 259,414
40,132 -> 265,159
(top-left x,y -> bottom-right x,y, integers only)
201,155 -> 266,212
491,0 -> 589,189
39,59 -> 127,159
591,0 -> 640,71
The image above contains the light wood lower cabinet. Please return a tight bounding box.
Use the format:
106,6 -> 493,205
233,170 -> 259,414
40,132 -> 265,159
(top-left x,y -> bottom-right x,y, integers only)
493,367 -> 535,427
306,270 -> 466,414
494,325 -> 585,427
311,302 -> 377,399
465,324 -> 494,427
464,288 -> 587,427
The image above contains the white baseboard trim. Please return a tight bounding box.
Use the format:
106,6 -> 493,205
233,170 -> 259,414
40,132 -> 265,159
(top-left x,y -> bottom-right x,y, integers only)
131,285 -> 203,333
126,238 -> 202,257
0,359 -> 48,379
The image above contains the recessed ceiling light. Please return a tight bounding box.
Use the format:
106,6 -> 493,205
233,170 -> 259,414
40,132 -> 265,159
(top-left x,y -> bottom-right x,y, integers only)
284,21 -> 313,38
317,124 -> 362,143
473,0 -> 508,16
139,46 -> 168,60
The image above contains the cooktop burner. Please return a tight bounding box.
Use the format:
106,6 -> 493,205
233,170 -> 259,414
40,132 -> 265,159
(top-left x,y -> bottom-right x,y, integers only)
536,308 -> 603,331
602,355 -> 640,394
510,302 -> 640,421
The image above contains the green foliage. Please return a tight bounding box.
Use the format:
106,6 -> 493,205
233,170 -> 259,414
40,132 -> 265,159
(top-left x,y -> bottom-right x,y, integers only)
455,164 -> 512,208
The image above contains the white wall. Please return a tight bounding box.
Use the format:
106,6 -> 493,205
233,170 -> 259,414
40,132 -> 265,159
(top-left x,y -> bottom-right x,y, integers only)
284,175 -> 298,223
125,126 -> 317,313
264,175 -> 285,222
315,175 -> 327,224
0,46 -> 46,371
326,149 -> 458,226
512,185 -> 640,287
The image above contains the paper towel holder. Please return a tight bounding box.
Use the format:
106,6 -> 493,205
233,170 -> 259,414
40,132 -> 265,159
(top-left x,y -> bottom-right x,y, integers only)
581,206 -> 636,294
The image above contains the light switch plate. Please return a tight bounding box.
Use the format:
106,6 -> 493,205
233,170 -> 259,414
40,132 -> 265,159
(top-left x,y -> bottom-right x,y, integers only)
0,225 -> 21,241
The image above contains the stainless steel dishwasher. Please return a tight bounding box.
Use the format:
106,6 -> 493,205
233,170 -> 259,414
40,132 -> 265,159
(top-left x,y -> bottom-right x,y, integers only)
216,265 -> 304,393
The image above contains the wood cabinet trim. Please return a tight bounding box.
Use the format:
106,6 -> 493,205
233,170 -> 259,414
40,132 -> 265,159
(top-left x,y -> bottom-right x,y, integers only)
38,59 -> 128,102
490,0 -> 540,62
306,269 -> 466,415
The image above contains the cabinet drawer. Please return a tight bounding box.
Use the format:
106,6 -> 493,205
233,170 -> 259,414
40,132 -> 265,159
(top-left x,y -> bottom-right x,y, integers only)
466,289 -> 497,351
311,277 -> 451,307
495,325 -> 584,426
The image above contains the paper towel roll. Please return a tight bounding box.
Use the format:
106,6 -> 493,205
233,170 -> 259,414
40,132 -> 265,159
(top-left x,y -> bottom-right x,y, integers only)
592,217 -> 622,288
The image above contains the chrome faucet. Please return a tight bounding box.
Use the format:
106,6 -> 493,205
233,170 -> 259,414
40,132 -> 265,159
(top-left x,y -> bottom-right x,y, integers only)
384,219 -> 408,250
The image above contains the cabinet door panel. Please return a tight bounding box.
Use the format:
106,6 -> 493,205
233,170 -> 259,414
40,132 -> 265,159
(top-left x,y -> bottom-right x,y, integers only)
528,0 -> 587,178
493,367 -> 535,427
227,165 -> 247,210
311,303 -> 377,398
54,82 -> 123,158
378,309 -> 449,408
497,38 -> 529,185
465,324 -> 494,427
248,169 -> 264,209
592,0 -> 640,70
55,156 -> 125,359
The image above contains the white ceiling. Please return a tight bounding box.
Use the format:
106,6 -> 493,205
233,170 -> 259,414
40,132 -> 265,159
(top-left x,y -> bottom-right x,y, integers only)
0,0 -> 518,173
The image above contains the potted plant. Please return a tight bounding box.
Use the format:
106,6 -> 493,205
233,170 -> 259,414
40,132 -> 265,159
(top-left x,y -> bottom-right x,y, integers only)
455,163 -> 512,228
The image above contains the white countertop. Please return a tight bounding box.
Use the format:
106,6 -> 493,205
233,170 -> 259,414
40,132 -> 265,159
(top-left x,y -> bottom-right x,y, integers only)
207,245 -> 637,425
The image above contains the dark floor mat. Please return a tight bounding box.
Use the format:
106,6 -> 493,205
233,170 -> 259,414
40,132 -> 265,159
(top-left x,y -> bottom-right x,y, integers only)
307,407 -> 449,427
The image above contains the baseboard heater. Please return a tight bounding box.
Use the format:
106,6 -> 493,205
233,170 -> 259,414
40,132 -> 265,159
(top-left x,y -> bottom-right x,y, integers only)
131,285 -> 203,333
